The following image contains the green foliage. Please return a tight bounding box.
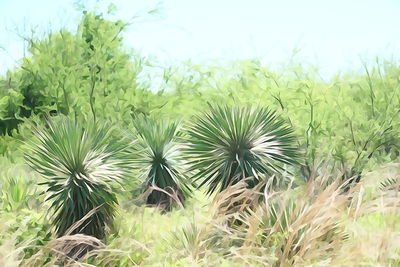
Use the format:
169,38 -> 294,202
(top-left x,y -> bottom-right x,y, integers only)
170,60 -> 400,181
133,117 -> 192,210
0,176 -> 30,212
6,11 -> 162,128
0,78 -> 24,135
1,11 -> 398,185
186,105 -> 299,195
24,117 -> 133,239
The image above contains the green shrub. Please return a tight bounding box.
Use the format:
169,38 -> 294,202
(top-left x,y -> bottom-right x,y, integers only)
0,79 -> 24,135
133,117 -> 192,210
186,105 -> 299,195
24,117 -> 133,239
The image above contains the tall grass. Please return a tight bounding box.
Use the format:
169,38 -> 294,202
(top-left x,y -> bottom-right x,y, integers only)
6,163 -> 396,266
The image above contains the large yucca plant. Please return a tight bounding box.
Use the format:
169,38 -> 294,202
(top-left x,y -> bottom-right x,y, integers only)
186,105 -> 299,195
133,117 -> 191,210
25,118 -> 132,239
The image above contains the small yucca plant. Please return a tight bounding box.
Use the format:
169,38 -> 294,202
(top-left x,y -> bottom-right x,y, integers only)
186,105 -> 299,195
133,117 -> 191,210
25,117 -> 132,239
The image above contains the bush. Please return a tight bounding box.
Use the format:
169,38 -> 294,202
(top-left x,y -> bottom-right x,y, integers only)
133,117 -> 192,210
186,105 -> 299,195
24,117 -> 133,239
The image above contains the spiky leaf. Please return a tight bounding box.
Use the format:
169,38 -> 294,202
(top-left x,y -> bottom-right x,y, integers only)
133,117 -> 191,210
186,105 -> 299,195
25,117 -> 133,238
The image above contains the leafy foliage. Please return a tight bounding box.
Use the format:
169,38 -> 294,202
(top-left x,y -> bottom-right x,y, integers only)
2,11 -> 162,130
24,117 -> 133,238
0,176 -> 31,211
133,117 -> 191,210
1,11 -> 399,187
186,105 -> 299,195
0,79 -> 24,135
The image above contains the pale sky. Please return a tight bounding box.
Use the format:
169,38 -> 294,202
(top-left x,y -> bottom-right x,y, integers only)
1,0 -> 399,78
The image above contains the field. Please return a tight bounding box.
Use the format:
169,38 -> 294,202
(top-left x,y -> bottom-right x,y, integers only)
0,9 -> 399,267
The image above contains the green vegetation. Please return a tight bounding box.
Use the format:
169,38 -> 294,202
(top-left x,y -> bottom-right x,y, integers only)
0,8 -> 399,267
186,105 -> 298,195
24,117 -> 132,239
133,117 -> 191,209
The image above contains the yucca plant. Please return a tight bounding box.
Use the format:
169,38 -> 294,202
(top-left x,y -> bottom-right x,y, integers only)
133,117 -> 191,210
186,105 -> 299,195
24,117 -> 132,239
0,176 -> 31,211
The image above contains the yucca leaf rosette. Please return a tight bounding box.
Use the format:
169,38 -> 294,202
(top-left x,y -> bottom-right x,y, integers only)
25,118 -> 133,238
186,106 -> 299,195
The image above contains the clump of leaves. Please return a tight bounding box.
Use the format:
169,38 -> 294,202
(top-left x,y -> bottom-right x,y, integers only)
133,117 -> 191,210
24,117 -> 133,239
0,176 -> 31,211
0,80 -> 24,135
186,105 -> 299,195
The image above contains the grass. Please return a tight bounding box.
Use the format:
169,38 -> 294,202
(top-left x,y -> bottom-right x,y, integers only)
1,154 -> 398,266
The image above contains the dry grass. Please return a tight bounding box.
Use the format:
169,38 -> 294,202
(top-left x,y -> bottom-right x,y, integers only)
1,164 -> 399,266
